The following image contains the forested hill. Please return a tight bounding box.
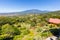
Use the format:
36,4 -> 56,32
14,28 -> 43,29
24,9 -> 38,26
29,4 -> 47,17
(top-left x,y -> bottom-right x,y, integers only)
41,10 -> 60,18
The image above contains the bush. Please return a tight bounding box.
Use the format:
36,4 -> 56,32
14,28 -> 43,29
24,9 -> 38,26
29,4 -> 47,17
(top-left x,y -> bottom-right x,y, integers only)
13,35 -> 24,40
1,24 -> 20,36
0,34 -> 12,40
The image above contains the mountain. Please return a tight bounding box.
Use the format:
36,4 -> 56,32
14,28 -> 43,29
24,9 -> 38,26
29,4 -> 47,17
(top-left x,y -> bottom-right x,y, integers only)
0,9 -> 49,16
19,9 -> 49,14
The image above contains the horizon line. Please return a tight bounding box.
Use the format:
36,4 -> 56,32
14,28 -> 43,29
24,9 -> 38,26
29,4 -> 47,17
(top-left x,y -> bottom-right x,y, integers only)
0,9 -> 60,13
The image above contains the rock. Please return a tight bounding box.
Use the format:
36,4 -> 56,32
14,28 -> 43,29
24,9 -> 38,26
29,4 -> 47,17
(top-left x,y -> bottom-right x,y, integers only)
51,36 -> 58,40
46,37 -> 51,40
46,36 -> 58,40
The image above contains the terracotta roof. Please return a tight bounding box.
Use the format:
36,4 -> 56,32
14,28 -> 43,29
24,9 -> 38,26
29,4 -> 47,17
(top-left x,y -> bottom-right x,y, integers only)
48,18 -> 60,24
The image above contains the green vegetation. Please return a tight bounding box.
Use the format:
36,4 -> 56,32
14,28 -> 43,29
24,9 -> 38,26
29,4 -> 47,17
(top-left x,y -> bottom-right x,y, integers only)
0,11 -> 60,40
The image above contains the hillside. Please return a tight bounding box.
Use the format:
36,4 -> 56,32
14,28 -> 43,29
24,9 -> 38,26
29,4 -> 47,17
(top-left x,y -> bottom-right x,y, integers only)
0,10 -> 60,40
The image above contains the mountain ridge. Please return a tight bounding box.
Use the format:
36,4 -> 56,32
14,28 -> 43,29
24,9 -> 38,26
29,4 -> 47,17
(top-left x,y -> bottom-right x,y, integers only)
0,9 -> 50,16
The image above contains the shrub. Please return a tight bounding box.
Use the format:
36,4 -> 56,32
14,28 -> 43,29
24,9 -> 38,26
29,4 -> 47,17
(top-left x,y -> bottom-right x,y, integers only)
1,24 -> 20,36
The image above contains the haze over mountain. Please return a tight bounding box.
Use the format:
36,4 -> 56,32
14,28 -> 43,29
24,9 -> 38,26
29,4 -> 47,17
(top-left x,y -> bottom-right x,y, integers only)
19,9 -> 49,14
0,9 -> 49,16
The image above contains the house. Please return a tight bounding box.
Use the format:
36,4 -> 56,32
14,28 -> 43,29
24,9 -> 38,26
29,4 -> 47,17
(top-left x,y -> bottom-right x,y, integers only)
48,18 -> 60,24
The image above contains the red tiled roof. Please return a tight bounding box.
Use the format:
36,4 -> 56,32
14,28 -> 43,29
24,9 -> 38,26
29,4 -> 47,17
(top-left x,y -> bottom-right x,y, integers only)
49,18 -> 60,24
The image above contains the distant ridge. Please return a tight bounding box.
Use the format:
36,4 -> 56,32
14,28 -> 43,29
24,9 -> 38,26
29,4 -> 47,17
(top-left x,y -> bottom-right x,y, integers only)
0,9 -> 49,16
16,9 -> 50,15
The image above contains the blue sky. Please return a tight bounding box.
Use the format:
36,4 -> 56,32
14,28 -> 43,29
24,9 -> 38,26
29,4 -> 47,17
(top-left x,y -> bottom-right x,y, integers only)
0,0 -> 60,13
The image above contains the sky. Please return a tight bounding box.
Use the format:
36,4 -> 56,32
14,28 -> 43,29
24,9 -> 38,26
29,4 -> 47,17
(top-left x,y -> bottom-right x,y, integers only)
0,0 -> 60,13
